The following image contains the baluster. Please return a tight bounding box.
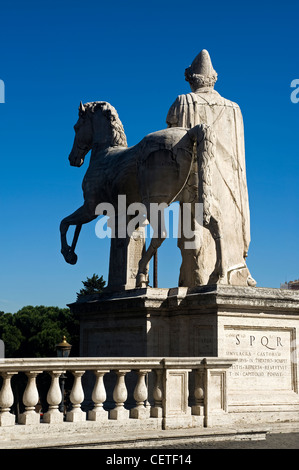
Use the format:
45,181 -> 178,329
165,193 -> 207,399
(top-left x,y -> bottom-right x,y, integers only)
109,369 -> 130,420
88,370 -> 109,421
0,372 -> 16,426
130,369 -> 151,419
18,371 -> 42,425
150,369 -> 163,418
43,371 -> 64,423
66,370 -> 86,422
191,369 -> 204,416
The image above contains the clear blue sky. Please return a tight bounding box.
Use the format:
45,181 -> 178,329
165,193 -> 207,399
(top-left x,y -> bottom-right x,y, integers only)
0,0 -> 298,313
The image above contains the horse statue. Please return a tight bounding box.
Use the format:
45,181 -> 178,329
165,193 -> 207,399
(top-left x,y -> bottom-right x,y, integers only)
60,101 -> 223,288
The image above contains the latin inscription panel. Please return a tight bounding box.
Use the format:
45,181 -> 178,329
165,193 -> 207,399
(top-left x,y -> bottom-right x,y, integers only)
224,327 -> 295,391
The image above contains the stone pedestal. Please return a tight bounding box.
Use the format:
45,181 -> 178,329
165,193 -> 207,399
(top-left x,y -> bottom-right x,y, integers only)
70,285 -> 299,425
106,225 -> 145,292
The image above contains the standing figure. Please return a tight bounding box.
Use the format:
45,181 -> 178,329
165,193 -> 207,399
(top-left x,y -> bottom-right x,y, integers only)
167,49 -> 256,287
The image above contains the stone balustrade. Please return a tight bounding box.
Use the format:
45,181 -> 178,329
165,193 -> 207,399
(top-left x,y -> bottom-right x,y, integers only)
0,357 -> 234,430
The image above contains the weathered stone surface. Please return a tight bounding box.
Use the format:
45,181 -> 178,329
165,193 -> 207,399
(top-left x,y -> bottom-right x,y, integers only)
60,51 -> 256,290
106,226 -> 146,291
60,101 -> 219,289
167,49 -> 255,287
72,286 -> 299,425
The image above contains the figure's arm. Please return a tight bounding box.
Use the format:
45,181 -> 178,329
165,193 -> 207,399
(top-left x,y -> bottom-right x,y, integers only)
166,94 -> 189,128
166,100 -> 179,128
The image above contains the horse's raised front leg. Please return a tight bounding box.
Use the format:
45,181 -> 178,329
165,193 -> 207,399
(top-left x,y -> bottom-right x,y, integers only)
60,203 -> 97,264
136,208 -> 167,288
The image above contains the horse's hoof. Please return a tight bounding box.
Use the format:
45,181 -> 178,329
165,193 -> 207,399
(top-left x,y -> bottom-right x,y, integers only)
136,273 -> 148,288
61,248 -> 78,265
68,252 -> 78,265
247,276 -> 257,287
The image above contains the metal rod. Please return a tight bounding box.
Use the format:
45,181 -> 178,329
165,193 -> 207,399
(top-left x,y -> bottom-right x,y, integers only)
153,250 -> 158,288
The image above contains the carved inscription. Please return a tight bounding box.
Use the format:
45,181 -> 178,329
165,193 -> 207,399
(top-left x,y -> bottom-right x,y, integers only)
224,327 -> 294,391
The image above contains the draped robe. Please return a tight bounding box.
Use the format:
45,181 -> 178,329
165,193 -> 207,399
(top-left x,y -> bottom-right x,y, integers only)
167,88 -> 255,286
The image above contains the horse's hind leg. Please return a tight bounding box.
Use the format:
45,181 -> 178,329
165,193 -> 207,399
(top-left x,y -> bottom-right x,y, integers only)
60,203 -> 97,264
207,215 -> 225,283
136,206 -> 167,288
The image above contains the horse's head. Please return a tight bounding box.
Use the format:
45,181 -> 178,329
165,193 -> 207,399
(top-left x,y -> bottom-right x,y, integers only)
69,101 -> 128,166
69,101 -> 93,167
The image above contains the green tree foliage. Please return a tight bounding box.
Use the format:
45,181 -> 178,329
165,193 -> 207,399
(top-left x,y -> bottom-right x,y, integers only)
76,273 -> 105,300
0,306 -> 79,358
0,312 -> 24,357
0,275 -> 106,358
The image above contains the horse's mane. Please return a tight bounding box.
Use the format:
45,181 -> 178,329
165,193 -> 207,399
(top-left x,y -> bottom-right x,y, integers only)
84,101 -> 128,148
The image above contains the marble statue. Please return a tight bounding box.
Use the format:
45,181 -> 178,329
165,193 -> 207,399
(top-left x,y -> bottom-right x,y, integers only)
167,50 -> 256,287
60,101 -> 225,288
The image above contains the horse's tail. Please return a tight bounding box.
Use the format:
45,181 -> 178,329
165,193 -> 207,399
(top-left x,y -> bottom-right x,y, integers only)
188,124 -> 216,225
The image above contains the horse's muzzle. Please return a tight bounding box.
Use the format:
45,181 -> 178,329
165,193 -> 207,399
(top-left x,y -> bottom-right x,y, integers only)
69,152 -> 84,167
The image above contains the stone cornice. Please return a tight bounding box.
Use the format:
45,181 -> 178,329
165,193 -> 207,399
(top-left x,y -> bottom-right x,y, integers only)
69,286 -> 299,317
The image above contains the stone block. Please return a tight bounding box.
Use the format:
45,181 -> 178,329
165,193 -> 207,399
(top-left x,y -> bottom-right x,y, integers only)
43,409 -> 64,424
0,412 -> 15,427
18,411 -> 40,426
88,408 -> 108,421
150,406 -> 163,418
66,409 -> 86,423
109,407 -> 129,420
130,406 -> 150,419
70,285 -> 299,426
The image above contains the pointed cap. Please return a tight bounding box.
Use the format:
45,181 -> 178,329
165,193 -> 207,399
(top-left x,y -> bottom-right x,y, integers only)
185,49 -> 218,90
189,49 -> 216,76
